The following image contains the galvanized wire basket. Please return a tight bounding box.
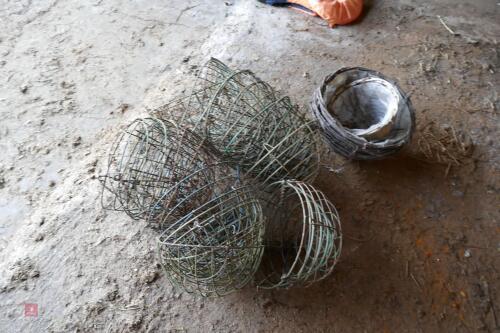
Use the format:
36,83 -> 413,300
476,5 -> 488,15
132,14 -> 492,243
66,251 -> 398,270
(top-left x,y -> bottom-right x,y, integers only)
157,58 -> 320,184
157,163 -> 265,297
256,180 -> 342,289
99,117 -> 219,225
311,67 -> 415,160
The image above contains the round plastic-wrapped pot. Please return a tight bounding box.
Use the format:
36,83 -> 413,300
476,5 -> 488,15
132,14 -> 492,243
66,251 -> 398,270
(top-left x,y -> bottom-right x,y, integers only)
256,180 -> 342,289
311,67 -> 415,160
157,163 -> 265,297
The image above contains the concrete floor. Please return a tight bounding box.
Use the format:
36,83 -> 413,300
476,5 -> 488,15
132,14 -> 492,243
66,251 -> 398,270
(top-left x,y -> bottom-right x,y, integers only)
0,0 -> 499,332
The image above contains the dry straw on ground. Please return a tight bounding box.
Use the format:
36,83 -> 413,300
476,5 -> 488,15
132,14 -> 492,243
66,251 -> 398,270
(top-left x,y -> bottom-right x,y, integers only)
416,121 -> 474,173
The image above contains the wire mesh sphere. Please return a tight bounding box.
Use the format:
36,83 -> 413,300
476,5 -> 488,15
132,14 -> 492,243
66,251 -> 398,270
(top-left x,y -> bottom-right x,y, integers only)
160,58 -> 321,184
311,67 -> 415,160
157,163 -> 265,297
256,180 -> 342,289
99,117 -> 219,225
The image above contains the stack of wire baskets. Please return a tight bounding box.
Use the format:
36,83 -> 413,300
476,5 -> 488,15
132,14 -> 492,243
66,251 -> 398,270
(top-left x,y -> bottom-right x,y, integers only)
100,58 -> 342,297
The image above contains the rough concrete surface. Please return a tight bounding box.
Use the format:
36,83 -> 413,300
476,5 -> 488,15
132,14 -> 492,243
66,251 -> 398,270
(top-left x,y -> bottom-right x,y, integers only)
0,0 -> 499,332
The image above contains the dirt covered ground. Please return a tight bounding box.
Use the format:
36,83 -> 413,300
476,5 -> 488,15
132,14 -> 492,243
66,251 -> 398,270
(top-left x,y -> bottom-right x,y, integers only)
0,0 -> 499,332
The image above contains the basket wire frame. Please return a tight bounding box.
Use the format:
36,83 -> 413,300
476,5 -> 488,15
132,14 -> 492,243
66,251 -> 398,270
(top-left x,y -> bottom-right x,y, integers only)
99,117 -> 219,225
256,180 -> 342,289
157,163 -> 266,297
157,58 -> 321,184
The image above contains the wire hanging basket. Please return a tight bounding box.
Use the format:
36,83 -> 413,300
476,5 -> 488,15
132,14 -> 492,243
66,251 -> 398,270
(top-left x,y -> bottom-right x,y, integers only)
256,180 -> 342,289
157,58 -> 321,184
157,163 -> 265,297
99,117 -> 219,225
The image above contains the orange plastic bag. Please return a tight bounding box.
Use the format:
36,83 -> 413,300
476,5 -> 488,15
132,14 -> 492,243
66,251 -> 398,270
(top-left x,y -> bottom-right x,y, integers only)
288,0 -> 363,27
